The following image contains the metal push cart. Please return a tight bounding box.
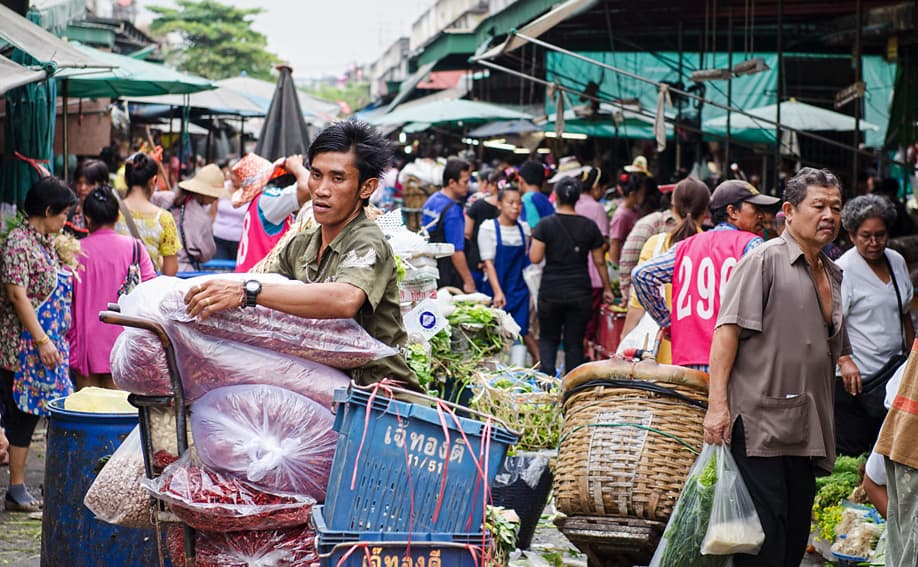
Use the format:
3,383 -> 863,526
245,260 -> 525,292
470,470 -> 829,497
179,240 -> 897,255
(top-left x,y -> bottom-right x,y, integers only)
99,306 -> 197,566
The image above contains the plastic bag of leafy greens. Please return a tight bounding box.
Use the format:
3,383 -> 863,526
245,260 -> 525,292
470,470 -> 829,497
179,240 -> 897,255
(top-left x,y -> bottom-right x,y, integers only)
649,444 -> 728,567
701,445 -> 765,555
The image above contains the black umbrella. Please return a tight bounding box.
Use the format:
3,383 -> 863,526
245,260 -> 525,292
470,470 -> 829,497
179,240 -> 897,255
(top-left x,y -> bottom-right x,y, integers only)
254,66 -> 311,161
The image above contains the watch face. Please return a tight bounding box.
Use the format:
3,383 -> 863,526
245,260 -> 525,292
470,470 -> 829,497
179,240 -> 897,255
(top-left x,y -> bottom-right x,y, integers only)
245,280 -> 260,293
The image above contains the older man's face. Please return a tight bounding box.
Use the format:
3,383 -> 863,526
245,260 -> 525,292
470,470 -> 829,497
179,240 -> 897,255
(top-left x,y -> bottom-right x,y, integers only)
784,185 -> 842,248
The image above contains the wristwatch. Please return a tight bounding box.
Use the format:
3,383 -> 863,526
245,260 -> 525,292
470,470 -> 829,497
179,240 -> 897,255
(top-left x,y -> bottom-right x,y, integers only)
243,279 -> 262,308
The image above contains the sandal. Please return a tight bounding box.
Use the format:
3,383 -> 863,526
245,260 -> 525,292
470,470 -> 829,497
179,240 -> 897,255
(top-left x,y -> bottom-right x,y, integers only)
4,493 -> 42,513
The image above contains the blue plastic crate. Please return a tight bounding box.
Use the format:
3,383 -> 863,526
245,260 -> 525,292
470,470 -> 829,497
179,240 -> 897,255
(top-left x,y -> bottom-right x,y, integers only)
325,386 -> 518,533
313,505 -> 488,567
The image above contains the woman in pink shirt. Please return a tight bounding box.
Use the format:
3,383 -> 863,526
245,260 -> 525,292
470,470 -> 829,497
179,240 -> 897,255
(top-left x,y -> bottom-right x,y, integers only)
69,187 -> 156,390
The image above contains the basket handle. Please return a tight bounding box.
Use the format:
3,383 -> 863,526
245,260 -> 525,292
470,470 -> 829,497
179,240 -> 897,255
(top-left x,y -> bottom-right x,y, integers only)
350,381 -> 518,435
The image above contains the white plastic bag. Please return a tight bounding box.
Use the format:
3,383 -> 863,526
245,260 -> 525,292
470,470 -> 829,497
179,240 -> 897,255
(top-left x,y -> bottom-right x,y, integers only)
190,384 -> 337,500
651,444 -> 750,567
616,311 -> 660,355
701,445 -> 765,555
84,427 -> 152,528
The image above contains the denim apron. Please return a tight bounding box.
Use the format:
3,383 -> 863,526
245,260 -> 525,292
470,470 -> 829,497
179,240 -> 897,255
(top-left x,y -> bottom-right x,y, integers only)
484,219 -> 530,334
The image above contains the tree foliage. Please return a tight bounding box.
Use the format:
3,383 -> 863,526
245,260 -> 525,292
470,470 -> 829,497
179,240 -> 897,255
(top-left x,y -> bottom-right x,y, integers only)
148,0 -> 280,81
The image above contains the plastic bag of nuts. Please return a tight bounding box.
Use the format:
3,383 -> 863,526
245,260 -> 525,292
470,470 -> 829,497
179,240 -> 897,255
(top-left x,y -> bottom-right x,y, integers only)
84,427 -> 154,528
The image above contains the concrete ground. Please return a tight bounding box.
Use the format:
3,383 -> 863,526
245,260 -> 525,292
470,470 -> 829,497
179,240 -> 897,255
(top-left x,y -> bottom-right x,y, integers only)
0,421 -> 827,567
0,420 -> 45,567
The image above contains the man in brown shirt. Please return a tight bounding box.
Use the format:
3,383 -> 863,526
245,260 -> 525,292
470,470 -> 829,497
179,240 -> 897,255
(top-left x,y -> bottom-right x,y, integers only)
703,167 -> 851,567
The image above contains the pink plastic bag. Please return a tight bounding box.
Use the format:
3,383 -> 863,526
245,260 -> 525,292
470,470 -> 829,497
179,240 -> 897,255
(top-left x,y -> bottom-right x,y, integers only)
109,322 -> 349,407
190,384 -> 337,500
167,525 -> 317,567
142,449 -> 315,532
168,323 -> 349,406
159,288 -> 398,369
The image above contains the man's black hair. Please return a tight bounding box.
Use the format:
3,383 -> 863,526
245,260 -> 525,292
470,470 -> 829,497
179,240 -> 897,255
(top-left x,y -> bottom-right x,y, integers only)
442,158 -> 471,187
710,198 -> 746,226
307,120 -> 392,187
24,176 -> 77,217
518,160 -> 545,187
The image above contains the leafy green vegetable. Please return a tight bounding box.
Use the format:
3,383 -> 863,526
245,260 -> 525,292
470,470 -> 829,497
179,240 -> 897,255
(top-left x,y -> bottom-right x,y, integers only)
657,452 -> 727,567
405,343 -> 435,395
394,255 -> 407,284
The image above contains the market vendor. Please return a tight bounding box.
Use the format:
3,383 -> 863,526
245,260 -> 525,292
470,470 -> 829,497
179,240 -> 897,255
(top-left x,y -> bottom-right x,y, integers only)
184,121 -> 419,392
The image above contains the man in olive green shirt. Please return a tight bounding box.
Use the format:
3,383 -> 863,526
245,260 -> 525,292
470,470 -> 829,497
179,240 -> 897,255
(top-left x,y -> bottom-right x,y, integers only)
186,121 -> 419,391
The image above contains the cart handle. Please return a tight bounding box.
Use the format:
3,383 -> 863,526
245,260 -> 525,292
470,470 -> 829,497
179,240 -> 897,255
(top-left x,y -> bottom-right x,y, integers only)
98,311 -> 192,454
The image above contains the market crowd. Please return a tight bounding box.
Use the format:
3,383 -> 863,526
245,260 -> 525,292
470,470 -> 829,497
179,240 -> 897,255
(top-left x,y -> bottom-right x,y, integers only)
0,119 -> 916,566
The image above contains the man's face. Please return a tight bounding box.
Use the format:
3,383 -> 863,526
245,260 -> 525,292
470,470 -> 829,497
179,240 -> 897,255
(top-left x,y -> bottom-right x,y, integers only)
783,185 -> 842,248
447,170 -> 471,199
729,201 -> 764,233
307,150 -> 374,229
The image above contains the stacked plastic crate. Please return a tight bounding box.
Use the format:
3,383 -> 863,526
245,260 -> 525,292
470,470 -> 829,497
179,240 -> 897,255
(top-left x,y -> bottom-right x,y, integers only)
315,384 -> 519,566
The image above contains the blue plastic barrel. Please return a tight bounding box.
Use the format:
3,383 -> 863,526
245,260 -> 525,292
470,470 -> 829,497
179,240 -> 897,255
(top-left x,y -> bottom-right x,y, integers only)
40,398 -> 162,567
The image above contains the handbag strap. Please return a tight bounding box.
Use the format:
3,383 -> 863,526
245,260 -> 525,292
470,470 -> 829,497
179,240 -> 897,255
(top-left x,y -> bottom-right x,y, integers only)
553,214 -> 581,254
114,190 -> 142,240
885,253 -> 907,353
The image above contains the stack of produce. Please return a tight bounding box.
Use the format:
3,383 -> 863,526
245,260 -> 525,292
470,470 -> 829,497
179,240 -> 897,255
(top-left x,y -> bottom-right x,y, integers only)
100,276 -> 394,564
410,295 -> 518,402
807,454 -> 887,563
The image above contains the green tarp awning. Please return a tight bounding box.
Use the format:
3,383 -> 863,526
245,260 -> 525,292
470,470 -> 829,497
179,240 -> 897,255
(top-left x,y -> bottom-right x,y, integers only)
544,51 -> 895,148
57,43 -> 214,98
373,98 -> 531,127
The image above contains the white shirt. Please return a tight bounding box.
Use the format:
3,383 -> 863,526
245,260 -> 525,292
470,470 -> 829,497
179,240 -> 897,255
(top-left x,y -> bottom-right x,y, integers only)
259,184 -> 301,225
477,219 -> 531,262
837,248 -> 912,377
213,195 -> 247,241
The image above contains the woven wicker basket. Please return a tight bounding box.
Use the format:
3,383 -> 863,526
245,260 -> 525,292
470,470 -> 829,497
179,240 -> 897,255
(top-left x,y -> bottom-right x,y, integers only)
553,375 -> 707,522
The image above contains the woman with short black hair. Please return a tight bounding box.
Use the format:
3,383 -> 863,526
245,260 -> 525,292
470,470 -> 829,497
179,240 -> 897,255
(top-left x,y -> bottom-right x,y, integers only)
530,177 -> 614,375
69,188 -> 156,390
0,177 -> 76,511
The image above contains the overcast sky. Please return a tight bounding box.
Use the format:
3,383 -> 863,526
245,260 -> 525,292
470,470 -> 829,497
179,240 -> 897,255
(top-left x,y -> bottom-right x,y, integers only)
138,0 -> 435,78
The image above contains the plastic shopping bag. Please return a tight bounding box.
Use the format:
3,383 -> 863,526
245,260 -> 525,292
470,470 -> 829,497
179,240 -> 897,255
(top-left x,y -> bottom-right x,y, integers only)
701,444 -> 765,555
616,311 -> 660,355
190,384 -> 337,500
84,427 -> 153,528
142,448 -> 315,532
649,444 -> 728,567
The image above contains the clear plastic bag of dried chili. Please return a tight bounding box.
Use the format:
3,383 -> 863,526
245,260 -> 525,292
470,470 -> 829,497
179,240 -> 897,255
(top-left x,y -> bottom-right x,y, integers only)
141,448 -> 315,532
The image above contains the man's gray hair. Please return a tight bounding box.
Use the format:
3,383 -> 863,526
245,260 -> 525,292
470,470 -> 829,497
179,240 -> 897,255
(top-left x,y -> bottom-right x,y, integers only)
783,167 -> 841,207
841,194 -> 897,233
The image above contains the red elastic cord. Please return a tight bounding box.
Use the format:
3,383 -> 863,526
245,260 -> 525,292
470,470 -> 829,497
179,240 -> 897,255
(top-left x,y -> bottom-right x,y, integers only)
334,542 -> 372,567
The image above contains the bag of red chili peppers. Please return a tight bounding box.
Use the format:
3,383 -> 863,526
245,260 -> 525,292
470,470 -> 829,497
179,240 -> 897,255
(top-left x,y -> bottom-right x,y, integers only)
166,524 -> 318,567
141,449 -> 315,532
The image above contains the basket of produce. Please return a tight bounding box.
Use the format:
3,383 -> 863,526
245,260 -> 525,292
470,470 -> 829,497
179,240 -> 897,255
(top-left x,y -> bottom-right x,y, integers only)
553,358 -> 709,521
469,367 -> 561,451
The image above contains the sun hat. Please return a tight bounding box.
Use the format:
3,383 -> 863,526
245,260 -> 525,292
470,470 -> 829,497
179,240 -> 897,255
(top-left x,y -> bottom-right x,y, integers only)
230,153 -> 284,208
178,164 -> 229,198
709,179 -> 780,210
548,156 -> 585,183
624,155 -> 652,177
